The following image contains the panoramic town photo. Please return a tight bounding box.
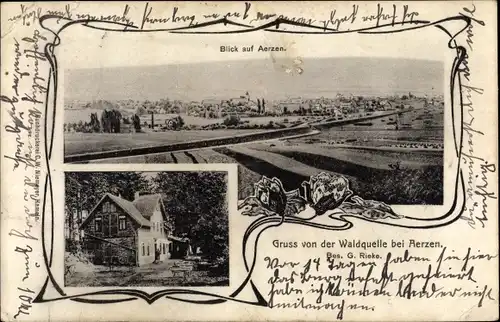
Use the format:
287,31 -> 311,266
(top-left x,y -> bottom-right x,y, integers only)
64,171 -> 229,287
64,57 -> 444,205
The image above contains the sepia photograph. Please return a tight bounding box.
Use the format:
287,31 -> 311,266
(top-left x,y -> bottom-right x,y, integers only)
64,171 -> 229,287
64,57 -> 444,205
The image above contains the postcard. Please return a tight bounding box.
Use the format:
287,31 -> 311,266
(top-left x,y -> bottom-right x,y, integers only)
1,1 -> 498,321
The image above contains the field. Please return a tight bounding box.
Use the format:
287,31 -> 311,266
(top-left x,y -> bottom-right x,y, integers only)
309,107 -> 443,142
211,144 -> 443,205
250,142 -> 443,169
90,147 -> 262,199
138,114 -> 314,126
65,130 -> 260,155
65,109 -> 316,128
88,141 -> 443,204
68,105 -> 444,205
313,128 -> 443,144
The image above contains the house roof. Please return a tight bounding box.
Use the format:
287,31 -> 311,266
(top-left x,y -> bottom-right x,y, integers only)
230,97 -> 248,103
168,236 -> 190,243
278,102 -> 301,107
80,193 -> 152,229
133,194 -> 162,219
202,99 -> 221,105
108,194 -> 151,227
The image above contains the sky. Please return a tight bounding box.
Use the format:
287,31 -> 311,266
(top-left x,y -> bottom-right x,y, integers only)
65,57 -> 444,102
59,16 -> 448,102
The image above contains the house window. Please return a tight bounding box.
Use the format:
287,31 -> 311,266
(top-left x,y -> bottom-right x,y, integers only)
110,214 -> 118,235
103,202 -> 109,212
162,243 -> 166,254
118,216 -> 126,230
95,218 -> 102,232
147,244 -> 150,256
141,243 -> 145,256
110,203 -> 116,212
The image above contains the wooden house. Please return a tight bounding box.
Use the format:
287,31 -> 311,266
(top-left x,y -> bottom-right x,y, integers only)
80,192 -> 188,266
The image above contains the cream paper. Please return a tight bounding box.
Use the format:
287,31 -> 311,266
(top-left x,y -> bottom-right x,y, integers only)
1,1 -> 498,321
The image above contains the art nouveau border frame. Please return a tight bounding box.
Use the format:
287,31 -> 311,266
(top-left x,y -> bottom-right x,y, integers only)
34,13 -> 470,307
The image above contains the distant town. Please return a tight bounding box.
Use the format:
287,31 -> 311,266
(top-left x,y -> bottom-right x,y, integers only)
64,91 -> 444,133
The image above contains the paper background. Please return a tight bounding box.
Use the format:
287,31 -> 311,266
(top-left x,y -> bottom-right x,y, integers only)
1,1 -> 498,321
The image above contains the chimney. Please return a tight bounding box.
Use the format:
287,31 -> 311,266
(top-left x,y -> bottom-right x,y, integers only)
134,191 -> 140,200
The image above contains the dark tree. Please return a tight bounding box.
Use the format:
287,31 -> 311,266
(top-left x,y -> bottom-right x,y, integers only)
65,172 -> 151,215
175,115 -> 185,128
223,115 -> 240,126
152,172 -> 228,262
133,114 -> 141,132
65,172 -> 151,248
100,109 -> 123,133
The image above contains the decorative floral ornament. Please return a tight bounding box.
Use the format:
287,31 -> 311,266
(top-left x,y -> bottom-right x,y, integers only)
302,172 -> 353,216
253,177 -> 287,215
238,172 -> 401,221
239,176 -> 307,217
338,196 -> 402,220
238,196 -> 278,217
